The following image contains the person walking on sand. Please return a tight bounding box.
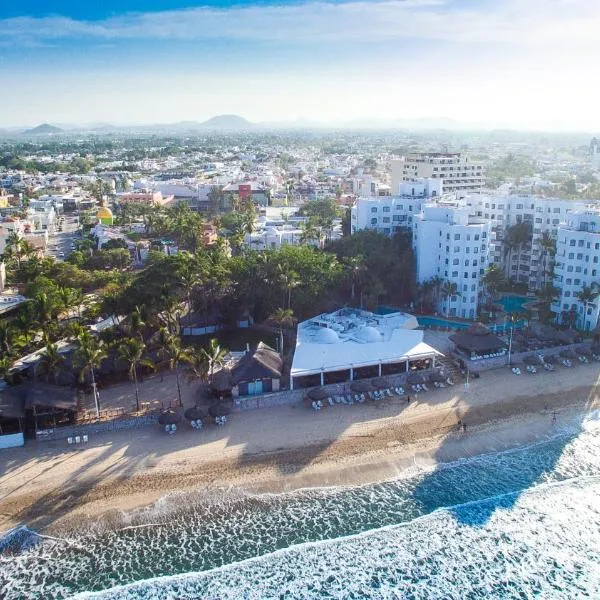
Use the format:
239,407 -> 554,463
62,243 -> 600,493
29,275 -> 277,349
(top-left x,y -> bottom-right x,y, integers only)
462,422 -> 467,433
406,395 -> 410,404
552,410 -> 557,424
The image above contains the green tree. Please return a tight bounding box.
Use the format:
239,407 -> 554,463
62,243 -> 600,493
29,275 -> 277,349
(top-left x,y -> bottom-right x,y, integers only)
269,307 -> 296,356
158,329 -> 194,407
441,281 -> 460,317
38,343 -> 65,385
118,337 -> 154,412
576,284 -> 599,331
202,338 -> 227,381
74,332 -> 108,417
482,264 -> 506,300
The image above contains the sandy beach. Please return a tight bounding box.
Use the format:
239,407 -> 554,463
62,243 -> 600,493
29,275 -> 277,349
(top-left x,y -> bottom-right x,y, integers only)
1,362 -> 599,534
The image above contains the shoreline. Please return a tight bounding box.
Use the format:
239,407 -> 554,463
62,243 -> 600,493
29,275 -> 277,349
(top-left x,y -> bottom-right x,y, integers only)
0,364 -> 599,534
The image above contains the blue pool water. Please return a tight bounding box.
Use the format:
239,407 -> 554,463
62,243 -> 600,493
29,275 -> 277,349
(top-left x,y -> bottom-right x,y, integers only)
417,316 -> 524,332
1,415 -> 599,599
497,295 -> 530,313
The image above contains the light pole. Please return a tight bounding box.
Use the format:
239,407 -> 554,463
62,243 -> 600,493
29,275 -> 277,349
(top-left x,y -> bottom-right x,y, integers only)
507,316 -> 515,366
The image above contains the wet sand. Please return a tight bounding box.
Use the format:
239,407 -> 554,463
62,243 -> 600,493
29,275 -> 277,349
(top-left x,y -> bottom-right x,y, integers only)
0,363 -> 599,533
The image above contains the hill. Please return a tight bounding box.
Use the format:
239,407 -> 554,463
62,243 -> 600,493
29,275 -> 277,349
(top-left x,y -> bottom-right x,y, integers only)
199,115 -> 253,130
23,123 -> 63,135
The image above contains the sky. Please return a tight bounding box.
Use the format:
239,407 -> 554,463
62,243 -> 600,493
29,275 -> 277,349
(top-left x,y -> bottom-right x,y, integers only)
0,0 -> 599,130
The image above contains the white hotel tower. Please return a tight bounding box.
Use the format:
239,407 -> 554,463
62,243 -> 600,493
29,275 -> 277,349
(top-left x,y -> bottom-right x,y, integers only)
413,201 -> 492,319
552,209 -> 600,330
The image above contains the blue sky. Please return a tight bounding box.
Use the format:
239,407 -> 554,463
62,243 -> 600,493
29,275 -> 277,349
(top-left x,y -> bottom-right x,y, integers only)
1,0 -> 598,129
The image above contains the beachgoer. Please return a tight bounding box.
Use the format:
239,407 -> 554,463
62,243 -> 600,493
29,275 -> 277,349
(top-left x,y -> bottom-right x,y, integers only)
462,422 -> 467,433
406,395 -> 410,404
552,410 -> 557,423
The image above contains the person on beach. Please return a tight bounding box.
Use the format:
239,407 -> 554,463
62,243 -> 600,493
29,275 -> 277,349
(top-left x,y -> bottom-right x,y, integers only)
406,395 -> 410,404
462,422 -> 467,433
552,410 -> 557,423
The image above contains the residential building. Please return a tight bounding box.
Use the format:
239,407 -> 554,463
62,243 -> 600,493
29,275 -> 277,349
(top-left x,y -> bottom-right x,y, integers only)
552,209 -> 600,330
391,152 -> 485,196
413,200 -> 492,319
351,178 -> 442,235
223,181 -> 272,207
290,308 -> 441,390
116,191 -> 174,206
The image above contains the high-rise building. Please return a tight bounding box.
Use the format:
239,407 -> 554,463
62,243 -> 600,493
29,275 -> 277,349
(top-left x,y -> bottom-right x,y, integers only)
590,137 -> 600,167
413,200 -> 491,319
553,209 -> 600,330
391,152 -> 485,196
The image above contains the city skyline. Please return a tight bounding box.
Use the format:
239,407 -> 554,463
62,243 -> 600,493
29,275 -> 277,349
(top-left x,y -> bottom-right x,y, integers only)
1,0 -> 599,130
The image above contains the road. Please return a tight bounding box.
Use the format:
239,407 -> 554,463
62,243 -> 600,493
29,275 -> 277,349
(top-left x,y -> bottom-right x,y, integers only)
46,215 -> 81,260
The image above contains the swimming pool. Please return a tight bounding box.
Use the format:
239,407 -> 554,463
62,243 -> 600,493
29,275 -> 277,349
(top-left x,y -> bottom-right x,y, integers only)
497,294 -> 530,313
417,315 -> 524,332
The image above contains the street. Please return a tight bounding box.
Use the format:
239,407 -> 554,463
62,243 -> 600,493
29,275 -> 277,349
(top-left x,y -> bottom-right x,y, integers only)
46,215 -> 81,260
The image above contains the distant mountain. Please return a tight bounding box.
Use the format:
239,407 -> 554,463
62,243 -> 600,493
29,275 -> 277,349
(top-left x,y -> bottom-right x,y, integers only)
22,123 -> 63,135
199,115 -> 253,130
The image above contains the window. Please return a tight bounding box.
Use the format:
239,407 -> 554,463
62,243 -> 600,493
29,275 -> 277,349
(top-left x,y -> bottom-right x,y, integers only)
472,272 -> 477,278
482,232 -> 487,239
474,234 -> 479,241
382,217 -> 390,223
570,239 -> 576,246
566,278 -> 572,285
396,204 -> 404,210
464,272 -> 469,278
371,207 -> 377,213
474,247 -> 478,254
370,218 -> 377,225
535,218 -> 542,223
452,271 -> 458,277
382,206 -> 390,213
574,278 -> 581,286
454,234 -> 460,240
517,204 -> 523,209
553,208 -> 560,213
565,291 -> 571,297
464,260 -> 469,266
568,253 -> 574,259
567,266 -> 573,272
578,240 -> 584,247
577,253 -> 583,260
453,258 -> 459,265
454,246 -> 460,252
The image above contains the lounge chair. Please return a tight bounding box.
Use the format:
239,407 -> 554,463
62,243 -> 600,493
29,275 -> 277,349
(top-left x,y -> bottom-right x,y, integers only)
421,384 -> 429,392
328,398 -> 335,407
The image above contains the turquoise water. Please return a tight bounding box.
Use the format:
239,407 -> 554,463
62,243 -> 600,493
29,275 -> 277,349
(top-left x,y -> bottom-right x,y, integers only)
417,316 -> 524,332
1,414 -> 599,599
497,295 -> 530,313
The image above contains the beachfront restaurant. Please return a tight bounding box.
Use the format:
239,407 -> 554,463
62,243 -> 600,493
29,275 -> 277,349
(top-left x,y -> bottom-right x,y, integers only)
290,308 -> 442,390
449,323 -> 506,361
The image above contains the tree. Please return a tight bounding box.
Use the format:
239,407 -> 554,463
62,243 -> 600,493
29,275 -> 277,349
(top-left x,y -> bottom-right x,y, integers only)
576,284 -> 598,331
537,283 -> 560,324
342,255 -> 367,306
38,343 -> 65,385
118,337 -> 154,412
441,281 -> 460,316
158,330 -> 194,407
482,264 -> 505,300
537,231 -> 556,288
202,338 -> 227,381
503,222 -> 532,284
74,332 -> 108,417
269,308 -> 296,356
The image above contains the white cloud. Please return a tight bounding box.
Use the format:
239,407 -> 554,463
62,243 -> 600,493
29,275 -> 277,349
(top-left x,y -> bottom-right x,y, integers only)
0,0 -> 598,46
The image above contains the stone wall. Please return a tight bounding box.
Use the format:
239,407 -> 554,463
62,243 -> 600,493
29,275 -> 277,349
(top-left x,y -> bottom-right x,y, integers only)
36,412 -> 160,442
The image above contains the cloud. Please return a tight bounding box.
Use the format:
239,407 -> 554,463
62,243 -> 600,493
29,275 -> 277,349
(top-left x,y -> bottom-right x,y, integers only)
0,0 -> 598,46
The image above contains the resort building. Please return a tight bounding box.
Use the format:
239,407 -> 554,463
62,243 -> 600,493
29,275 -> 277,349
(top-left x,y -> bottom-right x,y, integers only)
116,191 -> 174,206
413,200 -> 492,319
391,153 -> 485,196
552,208 -> 600,330
351,178 -> 442,235
290,309 -> 441,390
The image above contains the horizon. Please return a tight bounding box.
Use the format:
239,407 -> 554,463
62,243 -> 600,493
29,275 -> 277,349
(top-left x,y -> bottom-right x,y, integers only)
1,0 -> 599,132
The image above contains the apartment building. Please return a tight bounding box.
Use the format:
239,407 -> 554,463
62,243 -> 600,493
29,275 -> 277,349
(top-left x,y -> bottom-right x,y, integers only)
391,152 -> 485,196
413,201 -> 492,319
552,209 -> 600,330
351,178 -> 442,235
467,193 -> 586,290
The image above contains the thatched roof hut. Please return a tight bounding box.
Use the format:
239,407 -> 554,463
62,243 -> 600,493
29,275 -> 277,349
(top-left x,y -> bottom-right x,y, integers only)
184,406 -> 208,420
158,408 -> 182,425
230,342 -> 282,385
209,402 -> 232,417
449,323 -> 505,358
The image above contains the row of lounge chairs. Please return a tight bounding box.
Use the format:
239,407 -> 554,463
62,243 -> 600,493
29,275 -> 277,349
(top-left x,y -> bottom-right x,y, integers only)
311,387 -> 409,410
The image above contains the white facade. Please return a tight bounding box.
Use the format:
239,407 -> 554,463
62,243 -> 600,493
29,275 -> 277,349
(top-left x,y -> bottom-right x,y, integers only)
553,209 -> 600,330
351,178 -> 442,235
413,201 -> 492,319
391,153 -> 485,196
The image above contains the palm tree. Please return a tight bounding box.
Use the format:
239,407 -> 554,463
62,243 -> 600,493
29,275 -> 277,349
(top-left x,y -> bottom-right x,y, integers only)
276,265 -> 301,310
118,337 -> 154,412
441,281 -> 460,317
202,338 -> 227,381
74,332 -> 108,417
0,321 -> 15,356
576,284 -> 598,331
269,308 -> 297,356
158,330 -> 194,407
184,347 -> 210,383
39,343 -> 65,385
482,264 -> 505,300
503,222 -> 533,284
128,305 -> 146,340
300,218 -> 323,248
343,255 -> 366,305
179,267 -> 200,316
538,231 -> 556,288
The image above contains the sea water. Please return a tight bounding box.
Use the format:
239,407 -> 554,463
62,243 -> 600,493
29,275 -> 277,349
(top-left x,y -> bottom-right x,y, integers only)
1,414 -> 599,599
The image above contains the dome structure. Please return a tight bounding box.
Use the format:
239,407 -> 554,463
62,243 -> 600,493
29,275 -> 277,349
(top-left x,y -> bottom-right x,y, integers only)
356,326 -> 382,343
96,206 -> 113,219
313,327 -> 339,344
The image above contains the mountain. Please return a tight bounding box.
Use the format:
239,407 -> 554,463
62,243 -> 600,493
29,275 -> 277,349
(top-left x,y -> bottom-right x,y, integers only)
199,115 -> 253,130
22,123 -> 63,135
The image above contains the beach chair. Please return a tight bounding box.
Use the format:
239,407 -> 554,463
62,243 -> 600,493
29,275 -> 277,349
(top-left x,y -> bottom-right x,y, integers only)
67,437 -> 73,445
356,394 -> 364,403
83,435 -> 89,443
328,398 -> 335,407
421,384 -> 429,392
368,391 -> 375,400
385,389 -> 393,397
75,436 -> 81,444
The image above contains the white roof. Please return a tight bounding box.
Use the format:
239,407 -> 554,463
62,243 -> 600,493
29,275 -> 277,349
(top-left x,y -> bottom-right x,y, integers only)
291,309 -> 442,377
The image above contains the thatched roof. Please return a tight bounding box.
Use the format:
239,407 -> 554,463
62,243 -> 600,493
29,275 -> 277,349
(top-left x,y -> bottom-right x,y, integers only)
307,387 -> 329,401
209,402 -> 232,417
449,323 -> 505,353
184,406 -> 208,420
2,383 -> 79,412
229,342 -> 282,385
159,408 -> 182,425
211,368 -> 233,392
0,390 -> 25,420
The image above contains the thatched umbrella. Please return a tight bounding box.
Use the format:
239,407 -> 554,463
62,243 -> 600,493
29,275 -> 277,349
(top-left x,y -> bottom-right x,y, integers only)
159,408 -> 182,425
184,406 -> 208,421
523,354 -> 542,366
350,380 -> 373,393
307,387 -> 329,401
209,403 -> 232,417
560,348 -> 577,359
543,354 -> 559,365
429,371 -> 447,383
406,372 -> 426,385
575,346 -> 592,356
372,376 -> 391,389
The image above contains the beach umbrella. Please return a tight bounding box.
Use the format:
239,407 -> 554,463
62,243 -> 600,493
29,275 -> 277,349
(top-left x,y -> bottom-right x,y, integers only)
209,403 -> 232,417
372,376 -> 391,389
523,355 -> 541,366
543,354 -> 559,365
158,408 -> 182,425
184,406 -> 208,421
308,387 -> 329,401
575,346 -> 592,356
350,380 -> 373,393
560,348 -> 577,359
406,372 -> 426,385
429,371 -> 448,383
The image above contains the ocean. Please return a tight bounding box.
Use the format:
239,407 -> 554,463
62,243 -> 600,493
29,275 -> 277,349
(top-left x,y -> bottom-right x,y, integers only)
1,413 -> 599,599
